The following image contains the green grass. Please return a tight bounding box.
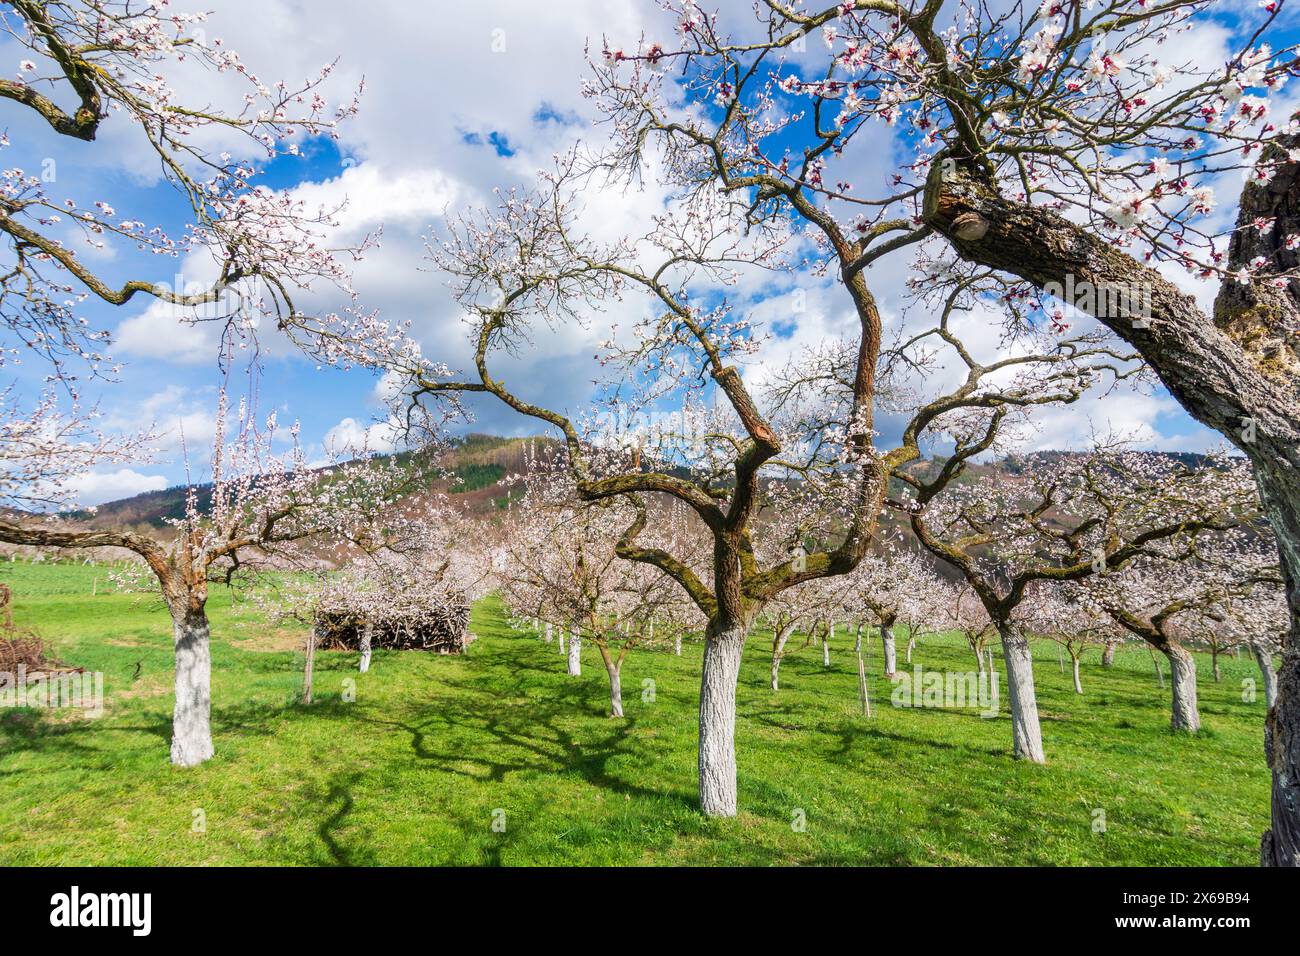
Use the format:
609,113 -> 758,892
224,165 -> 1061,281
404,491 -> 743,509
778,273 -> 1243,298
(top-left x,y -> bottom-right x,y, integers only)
0,561 -> 1271,865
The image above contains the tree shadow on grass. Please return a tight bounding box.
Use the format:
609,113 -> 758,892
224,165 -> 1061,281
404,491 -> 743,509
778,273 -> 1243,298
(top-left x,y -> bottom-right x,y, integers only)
354,674 -> 696,814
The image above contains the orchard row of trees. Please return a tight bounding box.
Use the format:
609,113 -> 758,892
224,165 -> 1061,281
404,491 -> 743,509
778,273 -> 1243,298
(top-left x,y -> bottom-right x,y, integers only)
496,444 -> 1285,751
0,1 -> 1296,863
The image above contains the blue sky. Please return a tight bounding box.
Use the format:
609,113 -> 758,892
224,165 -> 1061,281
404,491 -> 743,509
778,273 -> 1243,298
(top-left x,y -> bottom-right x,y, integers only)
2,0 -> 1288,504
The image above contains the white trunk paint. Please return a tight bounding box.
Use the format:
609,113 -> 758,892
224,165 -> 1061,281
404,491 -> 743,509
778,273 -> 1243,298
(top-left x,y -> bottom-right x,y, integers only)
1254,644 -> 1279,709
1101,638 -> 1118,668
998,624 -> 1045,763
699,627 -> 745,817
302,625 -> 317,706
674,634 -> 682,656
1165,644 -> 1201,733
558,629 -> 566,655
607,664 -> 623,718
567,629 -> 581,676
881,624 -> 897,677
545,621 -> 553,643
1071,655 -> 1082,695
770,623 -> 793,691
906,635 -> 915,665
856,641 -> 872,718
823,637 -> 830,667
359,622 -> 373,673
170,611 -> 214,767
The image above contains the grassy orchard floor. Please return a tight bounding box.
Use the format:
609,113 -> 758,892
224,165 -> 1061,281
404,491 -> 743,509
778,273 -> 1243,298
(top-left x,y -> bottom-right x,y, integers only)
0,561 -> 1271,865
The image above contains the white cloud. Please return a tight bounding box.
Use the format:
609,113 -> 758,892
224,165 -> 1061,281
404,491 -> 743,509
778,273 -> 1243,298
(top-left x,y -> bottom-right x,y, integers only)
70,469 -> 168,506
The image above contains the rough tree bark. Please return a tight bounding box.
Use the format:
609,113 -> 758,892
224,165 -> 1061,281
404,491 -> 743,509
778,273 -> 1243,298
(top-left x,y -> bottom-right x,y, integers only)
170,608 -> 214,767
998,622 -> 1045,763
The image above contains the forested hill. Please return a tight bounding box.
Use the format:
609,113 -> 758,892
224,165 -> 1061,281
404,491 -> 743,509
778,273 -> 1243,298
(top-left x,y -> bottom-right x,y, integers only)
77,436 -> 1215,537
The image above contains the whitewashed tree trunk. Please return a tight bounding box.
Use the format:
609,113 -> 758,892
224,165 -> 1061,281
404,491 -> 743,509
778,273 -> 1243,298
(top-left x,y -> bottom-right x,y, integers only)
1165,644 -> 1202,733
1212,646 -> 1222,683
1255,644 -> 1280,709
567,629 -> 581,676
558,628 -> 566,656
607,663 -> 623,717
823,633 -> 830,667
906,635 -> 915,664
699,625 -> 746,817
674,633 -> 682,656
998,623 -> 1045,763
1101,638 -> 1118,668
1071,654 -> 1083,695
302,624 -> 318,706
170,609 -> 214,767
771,623 -> 793,691
545,621 -> 553,643
359,622 -> 373,673
856,638 -> 871,718
881,624 -> 897,677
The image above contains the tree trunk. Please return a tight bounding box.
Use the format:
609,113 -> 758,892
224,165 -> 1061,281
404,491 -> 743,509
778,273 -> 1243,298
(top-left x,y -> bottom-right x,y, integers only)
998,623 -> 1044,763
1071,654 -> 1083,695
674,633 -> 682,656
1102,638 -> 1118,668
1255,644 -> 1280,710
567,628 -> 581,676
545,621 -> 552,643
607,662 -> 623,718
770,623 -> 793,691
170,608 -> 214,767
302,625 -> 317,706
699,623 -> 746,817
822,631 -> 830,667
1260,454 -> 1300,865
856,639 -> 871,718
906,635 -> 915,664
1165,643 -> 1202,734
881,623 -> 897,678
1212,646 -> 1222,683
558,628 -> 565,656
359,622 -> 373,673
